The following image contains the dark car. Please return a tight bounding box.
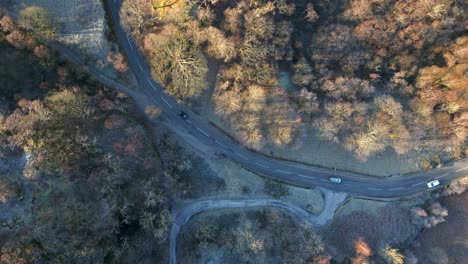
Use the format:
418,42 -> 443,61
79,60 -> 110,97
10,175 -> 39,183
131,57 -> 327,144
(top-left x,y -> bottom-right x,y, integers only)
179,111 -> 188,119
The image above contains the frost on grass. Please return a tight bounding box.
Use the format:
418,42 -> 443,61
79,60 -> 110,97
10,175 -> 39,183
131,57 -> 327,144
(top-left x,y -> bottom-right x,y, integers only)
8,0 -> 111,63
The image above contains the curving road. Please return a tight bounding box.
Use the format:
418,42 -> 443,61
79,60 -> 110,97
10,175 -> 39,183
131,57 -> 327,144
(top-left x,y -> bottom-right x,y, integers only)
169,191 -> 348,264
104,0 -> 468,198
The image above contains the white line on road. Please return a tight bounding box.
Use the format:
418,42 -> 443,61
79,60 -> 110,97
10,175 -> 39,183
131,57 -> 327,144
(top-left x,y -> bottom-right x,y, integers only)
215,140 -> 227,149
436,173 -> 449,179
274,161 -> 336,176
297,174 -> 315,179
186,120 -> 192,124
389,187 -> 404,190
368,188 -> 382,191
138,63 -> 144,71
411,182 -> 425,187
319,179 -> 329,183
276,170 -> 292,174
255,162 -> 269,169
127,36 -> 132,48
196,127 -> 209,137
456,166 -> 468,172
146,78 -> 158,92
234,152 -> 248,160
161,97 -> 173,109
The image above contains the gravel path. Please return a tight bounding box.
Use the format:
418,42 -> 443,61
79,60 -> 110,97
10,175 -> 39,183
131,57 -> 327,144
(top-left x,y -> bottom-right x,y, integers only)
169,190 -> 348,264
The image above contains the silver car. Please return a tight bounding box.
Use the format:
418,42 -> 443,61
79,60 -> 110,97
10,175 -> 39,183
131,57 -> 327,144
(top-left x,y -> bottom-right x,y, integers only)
329,177 -> 342,183
426,180 -> 440,188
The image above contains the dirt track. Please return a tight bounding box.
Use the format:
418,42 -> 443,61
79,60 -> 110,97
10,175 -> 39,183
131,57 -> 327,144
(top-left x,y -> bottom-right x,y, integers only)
169,190 -> 348,264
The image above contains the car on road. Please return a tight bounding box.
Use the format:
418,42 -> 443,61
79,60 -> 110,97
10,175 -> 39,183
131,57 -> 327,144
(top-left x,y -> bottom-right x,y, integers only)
179,111 -> 188,119
426,180 -> 440,188
329,177 -> 342,183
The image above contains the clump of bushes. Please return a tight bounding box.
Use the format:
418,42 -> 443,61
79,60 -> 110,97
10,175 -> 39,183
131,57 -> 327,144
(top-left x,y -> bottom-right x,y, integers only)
19,6 -> 59,38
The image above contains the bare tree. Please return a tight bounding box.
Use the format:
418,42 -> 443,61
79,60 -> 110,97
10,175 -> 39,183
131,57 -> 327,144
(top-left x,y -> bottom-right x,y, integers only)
233,216 -> 266,255
120,0 -> 153,37
380,246 -> 405,264
292,57 -> 315,89
223,7 -> 243,34
203,26 -> 238,62
344,120 -> 389,161
305,3 -> 319,22
214,88 -> 241,116
143,30 -> 208,100
195,218 -> 218,248
295,89 -> 319,116
244,5 -> 275,40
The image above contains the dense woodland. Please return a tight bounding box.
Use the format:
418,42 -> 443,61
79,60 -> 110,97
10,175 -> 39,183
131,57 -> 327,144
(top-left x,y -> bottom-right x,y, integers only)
0,14 -> 174,263
122,0 -> 467,161
0,2 -> 467,263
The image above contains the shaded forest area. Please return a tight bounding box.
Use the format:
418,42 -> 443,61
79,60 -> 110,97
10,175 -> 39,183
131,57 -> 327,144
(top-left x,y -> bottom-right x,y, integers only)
0,14 -> 173,263
178,209 -> 329,264
121,0 -> 467,161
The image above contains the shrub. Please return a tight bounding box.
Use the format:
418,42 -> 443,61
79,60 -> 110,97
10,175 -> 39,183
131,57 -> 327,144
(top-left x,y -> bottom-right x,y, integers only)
145,105 -> 162,120
443,176 -> 468,195
264,180 -> 289,198
0,16 -> 16,32
5,30 -> 36,49
351,237 -> 372,263
107,52 -> 128,73
380,246 -> 405,264
18,6 -> 58,38
0,178 -> 18,203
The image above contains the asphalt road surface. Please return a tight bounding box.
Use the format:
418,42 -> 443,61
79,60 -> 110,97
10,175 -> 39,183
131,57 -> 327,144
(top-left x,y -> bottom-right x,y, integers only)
105,0 -> 468,198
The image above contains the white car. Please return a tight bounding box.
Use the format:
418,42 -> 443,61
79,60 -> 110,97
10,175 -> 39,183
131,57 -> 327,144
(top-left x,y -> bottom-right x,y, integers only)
426,180 -> 440,188
329,177 -> 342,183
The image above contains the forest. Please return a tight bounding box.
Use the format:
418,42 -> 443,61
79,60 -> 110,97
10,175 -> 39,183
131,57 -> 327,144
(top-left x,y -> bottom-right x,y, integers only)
0,1 -> 467,263
0,13 -> 175,263
121,0 -> 467,161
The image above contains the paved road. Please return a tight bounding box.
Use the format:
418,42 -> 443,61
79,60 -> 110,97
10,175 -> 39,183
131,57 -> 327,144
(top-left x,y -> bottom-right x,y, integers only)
104,0 -> 468,198
169,192 -> 348,264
